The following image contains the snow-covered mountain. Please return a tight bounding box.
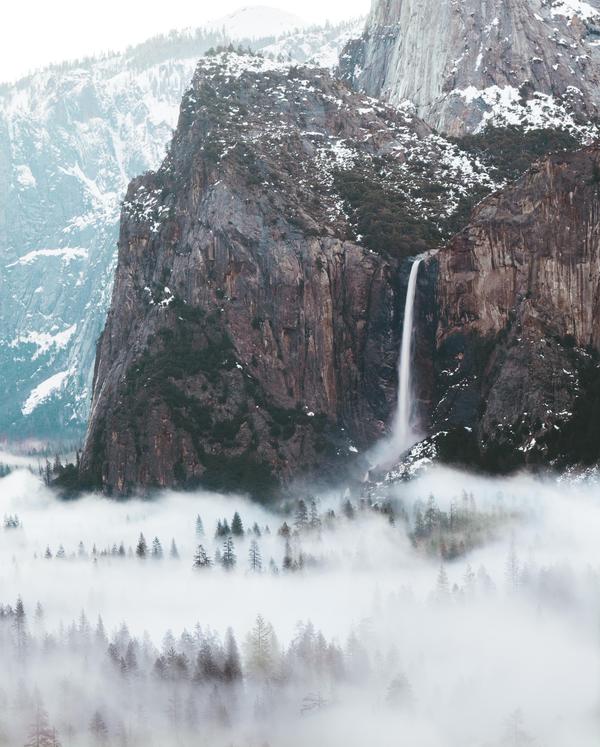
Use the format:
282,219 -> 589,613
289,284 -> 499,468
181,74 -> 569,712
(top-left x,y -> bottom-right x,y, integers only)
0,14 -> 364,442
206,5 -> 307,39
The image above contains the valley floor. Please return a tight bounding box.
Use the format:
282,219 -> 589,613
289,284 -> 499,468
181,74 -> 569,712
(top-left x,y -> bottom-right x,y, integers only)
0,466 -> 597,746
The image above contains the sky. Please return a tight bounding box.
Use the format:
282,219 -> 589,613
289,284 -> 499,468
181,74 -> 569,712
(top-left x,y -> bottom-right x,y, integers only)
0,1 -> 371,83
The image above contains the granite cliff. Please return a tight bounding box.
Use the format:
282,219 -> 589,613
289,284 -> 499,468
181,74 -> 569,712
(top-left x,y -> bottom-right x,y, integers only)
422,146 -> 600,470
80,52 -> 491,495
340,0 -> 600,135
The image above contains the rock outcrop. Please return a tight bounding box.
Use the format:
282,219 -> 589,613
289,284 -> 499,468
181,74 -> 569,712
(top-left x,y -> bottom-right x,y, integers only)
427,146 -> 600,468
80,52 -> 492,495
340,0 -> 600,135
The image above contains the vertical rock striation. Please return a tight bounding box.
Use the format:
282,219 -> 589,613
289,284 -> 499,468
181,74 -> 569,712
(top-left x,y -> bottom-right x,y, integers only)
430,146 -> 600,467
340,0 -> 600,135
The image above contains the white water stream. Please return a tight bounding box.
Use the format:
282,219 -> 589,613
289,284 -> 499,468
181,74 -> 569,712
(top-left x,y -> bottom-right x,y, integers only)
371,257 -> 422,469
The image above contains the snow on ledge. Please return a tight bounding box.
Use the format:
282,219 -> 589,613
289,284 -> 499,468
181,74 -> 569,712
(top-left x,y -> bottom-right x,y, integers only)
550,0 -> 599,21
6,247 -> 88,268
21,370 -> 70,416
10,325 -> 77,360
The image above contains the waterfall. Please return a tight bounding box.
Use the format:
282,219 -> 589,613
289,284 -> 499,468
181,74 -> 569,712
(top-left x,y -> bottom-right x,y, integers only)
371,257 -> 422,469
392,257 -> 422,454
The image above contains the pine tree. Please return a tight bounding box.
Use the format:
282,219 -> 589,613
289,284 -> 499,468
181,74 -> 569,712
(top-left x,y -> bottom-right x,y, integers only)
151,537 -> 163,559
505,536 -> 520,594
436,564 -> 450,601
245,614 -> 276,677
89,710 -> 109,745
282,539 -> 293,571
424,495 -> 438,535
195,514 -> 204,537
14,596 -> 27,658
231,512 -> 244,536
248,539 -> 262,572
309,499 -> 321,530
135,534 -> 147,559
294,499 -> 308,531
193,545 -> 212,569
414,506 -> 425,538
502,709 -> 535,746
194,638 -> 221,682
223,627 -> 242,681
34,602 -> 44,628
95,616 -> 107,648
24,696 -> 61,747
221,536 -> 236,570
169,539 -> 180,559
463,564 -> 476,596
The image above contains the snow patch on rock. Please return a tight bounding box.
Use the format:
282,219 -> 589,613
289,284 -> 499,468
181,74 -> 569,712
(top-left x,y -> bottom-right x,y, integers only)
22,370 -> 70,416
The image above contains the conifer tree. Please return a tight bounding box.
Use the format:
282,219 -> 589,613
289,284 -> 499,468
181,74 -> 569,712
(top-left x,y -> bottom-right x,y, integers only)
294,499 -> 308,531
245,614 -> 276,678
89,710 -> 109,745
436,564 -> 449,600
223,627 -> 242,682
282,539 -> 293,571
194,638 -> 221,682
309,499 -> 321,530
24,696 -> 61,747
343,500 -> 355,520
14,596 -> 27,659
135,534 -> 147,559
248,539 -> 262,572
169,539 -> 180,559
195,514 -> 204,537
231,512 -> 244,536
221,536 -> 236,570
193,545 -> 212,569
151,537 -> 163,559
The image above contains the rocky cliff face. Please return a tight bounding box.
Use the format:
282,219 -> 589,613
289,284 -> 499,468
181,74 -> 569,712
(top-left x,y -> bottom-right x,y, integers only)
79,51 -> 495,495
427,146 -> 600,469
0,19 -> 361,444
340,0 -> 600,135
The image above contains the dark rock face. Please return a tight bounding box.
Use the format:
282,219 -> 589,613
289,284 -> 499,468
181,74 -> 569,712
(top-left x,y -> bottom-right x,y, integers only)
340,0 -> 600,135
81,53 -> 490,496
427,147 -> 600,468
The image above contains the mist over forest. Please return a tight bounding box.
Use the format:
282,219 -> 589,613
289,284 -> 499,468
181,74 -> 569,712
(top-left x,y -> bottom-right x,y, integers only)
1,467 -> 598,746
5,0 -> 600,744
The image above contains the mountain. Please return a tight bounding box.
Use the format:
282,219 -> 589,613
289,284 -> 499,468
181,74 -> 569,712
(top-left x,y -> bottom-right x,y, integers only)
79,51 -> 495,496
0,15 -> 362,444
206,6 -> 307,39
340,0 -> 600,135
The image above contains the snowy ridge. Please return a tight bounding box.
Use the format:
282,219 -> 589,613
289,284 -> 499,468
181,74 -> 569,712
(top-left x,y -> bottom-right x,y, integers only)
453,85 -> 599,140
205,6 -> 307,40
